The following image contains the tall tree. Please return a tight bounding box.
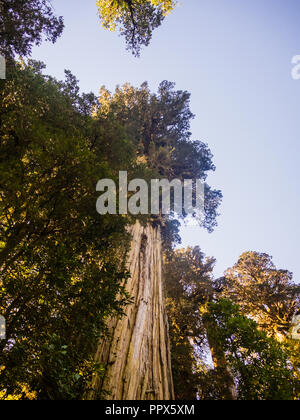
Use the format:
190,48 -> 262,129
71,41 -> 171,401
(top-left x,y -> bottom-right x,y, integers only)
97,0 -> 177,56
164,247 -> 215,399
165,247 -> 300,400
97,81 -> 222,231
89,81 -> 221,400
0,0 -> 64,58
0,61 -> 140,400
165,247 -> 237,400
201,300 -> 299,400
0,62 -> 221,400
222,252 -> 300,338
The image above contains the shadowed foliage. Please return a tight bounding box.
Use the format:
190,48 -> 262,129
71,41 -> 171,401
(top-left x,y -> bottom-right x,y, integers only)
0,0 -> 64,59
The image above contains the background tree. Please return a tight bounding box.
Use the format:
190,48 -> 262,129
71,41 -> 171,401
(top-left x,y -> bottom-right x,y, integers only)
165,247 -> 300,400
165,247 -> 237,400
164,247 -> 214,399
0,0 -> 64,59
97,0 -> 177,56
201,299 -> 299,400
222,252 -> 300,338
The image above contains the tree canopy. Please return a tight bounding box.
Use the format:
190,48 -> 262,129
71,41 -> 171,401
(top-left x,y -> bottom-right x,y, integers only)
0,59 -> 221,399
97,81 -> 222,231
165,248 -> 300,400
1,0 -> 298,402
97,0 -> 177,56
0,0 -> 64,58
0,61 -> 137,399
222,252 -> 300,338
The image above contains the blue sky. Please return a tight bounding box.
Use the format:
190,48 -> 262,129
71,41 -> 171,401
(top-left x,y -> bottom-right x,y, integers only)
32,0 -> 300,280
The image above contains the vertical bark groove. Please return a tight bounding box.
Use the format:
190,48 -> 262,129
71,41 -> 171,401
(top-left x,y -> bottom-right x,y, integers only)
89,221 -> 174,400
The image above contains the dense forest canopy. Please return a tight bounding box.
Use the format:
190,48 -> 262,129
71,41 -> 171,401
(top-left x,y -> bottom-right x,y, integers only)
97,82 -> 222,231
0,0 -> 299,401
0,0 -> 176,59
165,248 -> 300,400
0,61 -> 134,399
0,0 -> 64,58
0,59 -> 220,399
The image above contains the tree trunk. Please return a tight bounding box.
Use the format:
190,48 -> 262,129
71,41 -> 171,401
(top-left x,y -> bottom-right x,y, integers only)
89,221 -> 174,400
204,318 -> 238,401
0,55 -> 5,79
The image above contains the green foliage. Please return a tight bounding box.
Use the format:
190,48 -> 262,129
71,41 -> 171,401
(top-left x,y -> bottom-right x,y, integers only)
0,3 -> 222,398
0,0 -> 64,58
203,300 -> 299,400
165,247 -> 215,399
98,82 -> 222,232
160,218 -> 181,255
0,61 -> 221,399
165,247 -> 300,400
222,252 -> 300,338
97,0 -> 177,56
0,62 -> 137,399
286,339 -> 300,383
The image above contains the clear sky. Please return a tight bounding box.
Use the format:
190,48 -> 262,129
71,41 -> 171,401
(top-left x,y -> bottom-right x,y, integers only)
32,0 -> 300,281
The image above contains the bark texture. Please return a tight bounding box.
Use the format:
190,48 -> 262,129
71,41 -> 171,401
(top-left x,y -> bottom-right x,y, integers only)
90,221 -> 174,400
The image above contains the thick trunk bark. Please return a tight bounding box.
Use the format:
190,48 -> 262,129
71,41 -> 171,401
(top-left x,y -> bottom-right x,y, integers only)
89,221 -> 174,400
